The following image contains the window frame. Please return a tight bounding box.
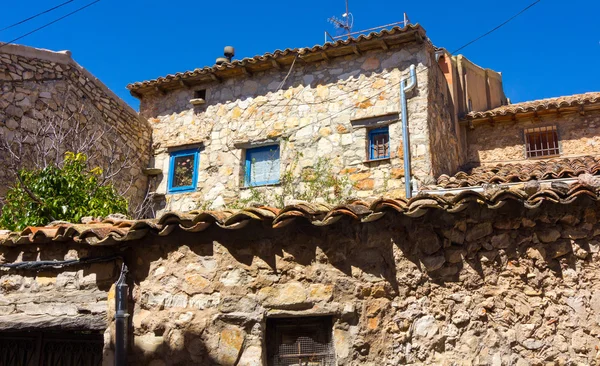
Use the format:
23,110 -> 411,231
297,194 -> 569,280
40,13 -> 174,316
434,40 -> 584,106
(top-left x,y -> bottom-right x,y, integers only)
368,126 -> 390,161
244,144 -> 281,187
524,125 -> 560,159
266,316 -> 335,366
168,148 -> 200,193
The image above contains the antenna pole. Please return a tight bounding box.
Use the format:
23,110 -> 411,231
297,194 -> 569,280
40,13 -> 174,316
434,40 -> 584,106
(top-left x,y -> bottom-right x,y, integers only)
345,0 -> 350,36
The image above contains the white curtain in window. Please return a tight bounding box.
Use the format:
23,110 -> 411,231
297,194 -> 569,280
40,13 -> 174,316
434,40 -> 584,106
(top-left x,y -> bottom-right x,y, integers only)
250,148 -> 280,184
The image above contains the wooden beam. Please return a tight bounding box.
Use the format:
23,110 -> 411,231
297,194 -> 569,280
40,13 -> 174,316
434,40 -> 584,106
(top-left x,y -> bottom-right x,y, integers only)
129,90 -> 142,99
271,59 -> 281,69
351,44 -> 361,56
468,120 -> 474,130
179,79 -> 190,89
415,33 -> 424,44
579,105 -> 586,116
320,52 -> 330,61
155,86 -> 167,95
209,73 -> 222,83
241,66 -> 252,77
379,40 -> 389,51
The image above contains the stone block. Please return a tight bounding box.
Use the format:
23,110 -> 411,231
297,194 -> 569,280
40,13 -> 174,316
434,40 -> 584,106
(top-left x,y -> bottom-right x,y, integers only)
217,326 -> 245,366
258,282 -> 310,309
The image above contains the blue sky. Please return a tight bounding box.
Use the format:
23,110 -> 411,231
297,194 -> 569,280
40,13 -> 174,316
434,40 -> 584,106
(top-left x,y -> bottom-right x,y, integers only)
2,0 -> 599,110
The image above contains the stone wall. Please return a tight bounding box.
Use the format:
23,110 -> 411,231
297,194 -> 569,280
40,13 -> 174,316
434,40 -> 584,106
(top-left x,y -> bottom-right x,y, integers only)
427,50 -> 460,181
0,242 -> 118,365
140,41 -> 449,212
466,109 -> 600,166
115,199 -> 600,365
3,196 -> 600,364
0,44 -> 152,211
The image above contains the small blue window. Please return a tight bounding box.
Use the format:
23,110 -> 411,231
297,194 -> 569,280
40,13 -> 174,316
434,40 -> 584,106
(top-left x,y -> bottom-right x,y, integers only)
245,145 -> 280,187
168,148 -> 199,193
369,127 -> 390,160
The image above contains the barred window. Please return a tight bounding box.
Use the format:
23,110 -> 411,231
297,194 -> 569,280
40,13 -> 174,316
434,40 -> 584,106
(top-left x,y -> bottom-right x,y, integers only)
368,127 -> 390,160
525,126 -> 559,158
267,316 -> 336,366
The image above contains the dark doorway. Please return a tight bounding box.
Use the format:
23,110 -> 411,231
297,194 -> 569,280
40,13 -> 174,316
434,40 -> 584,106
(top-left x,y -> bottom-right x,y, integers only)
0,331 -> 104,366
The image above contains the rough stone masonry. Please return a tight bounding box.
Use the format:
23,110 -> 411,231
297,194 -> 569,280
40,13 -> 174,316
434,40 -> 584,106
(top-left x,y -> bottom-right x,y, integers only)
3,194 -> 600,365
140,37 -> 459,213
0,44 -> 152,211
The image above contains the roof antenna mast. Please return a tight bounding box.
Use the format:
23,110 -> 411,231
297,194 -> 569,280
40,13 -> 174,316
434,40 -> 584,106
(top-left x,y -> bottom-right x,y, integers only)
325,2 -> 410,44
326,0 -> 354,42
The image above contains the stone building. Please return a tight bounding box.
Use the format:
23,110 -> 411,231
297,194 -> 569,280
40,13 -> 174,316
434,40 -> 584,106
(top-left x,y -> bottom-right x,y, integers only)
127,25 -> 505,213
0,44 -> 152,211
2,21 -> 600,366
3,178 -> 600,365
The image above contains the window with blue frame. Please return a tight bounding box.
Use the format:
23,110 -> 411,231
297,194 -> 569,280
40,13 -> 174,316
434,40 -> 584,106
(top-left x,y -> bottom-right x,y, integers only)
368,127 -> 390,160
168,148 -> 199,193
245,145 -> 280,186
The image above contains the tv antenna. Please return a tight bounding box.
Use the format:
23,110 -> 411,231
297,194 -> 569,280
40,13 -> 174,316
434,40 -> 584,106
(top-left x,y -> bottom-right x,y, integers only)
325,10 -> 411,43
327,0 -> 354,38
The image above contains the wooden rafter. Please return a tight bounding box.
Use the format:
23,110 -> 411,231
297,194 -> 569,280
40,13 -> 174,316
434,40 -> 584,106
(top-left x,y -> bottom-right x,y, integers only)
155,86 -> 167,95
242,66 -> 252,77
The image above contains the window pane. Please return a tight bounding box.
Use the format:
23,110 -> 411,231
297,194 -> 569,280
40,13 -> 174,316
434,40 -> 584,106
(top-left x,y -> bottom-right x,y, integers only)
172,154 -> 195,187
248,146 -> 280,185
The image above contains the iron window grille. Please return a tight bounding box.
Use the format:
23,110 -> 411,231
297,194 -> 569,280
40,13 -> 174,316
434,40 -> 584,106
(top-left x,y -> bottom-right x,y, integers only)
0,331 -> 103,366
267,316 -> 336,366
168,148 -> 199,193
245,145 -> 280,187
368,126 -> 390,160
524,126 -> 560,158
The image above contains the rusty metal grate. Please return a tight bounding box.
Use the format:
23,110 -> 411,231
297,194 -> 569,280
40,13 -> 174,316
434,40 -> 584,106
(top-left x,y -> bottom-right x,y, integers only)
525,126 -> 560,158
273,336 -> 336,366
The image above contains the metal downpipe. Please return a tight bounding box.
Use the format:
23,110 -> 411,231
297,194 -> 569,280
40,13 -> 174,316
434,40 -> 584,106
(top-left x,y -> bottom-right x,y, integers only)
401,64 -> 417,198
115,263 -> 129,366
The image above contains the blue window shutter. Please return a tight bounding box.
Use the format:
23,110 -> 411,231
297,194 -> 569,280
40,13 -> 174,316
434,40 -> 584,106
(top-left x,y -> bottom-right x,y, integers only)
245,145 -> 280,186
168,148 -> 200,193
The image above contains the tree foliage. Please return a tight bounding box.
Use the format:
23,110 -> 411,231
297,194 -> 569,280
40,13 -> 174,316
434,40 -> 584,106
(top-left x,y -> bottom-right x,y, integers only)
0,152 -> 128,231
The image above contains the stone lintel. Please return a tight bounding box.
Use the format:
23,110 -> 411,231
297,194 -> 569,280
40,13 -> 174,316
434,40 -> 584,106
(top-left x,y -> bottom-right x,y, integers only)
0,314 -> 107,331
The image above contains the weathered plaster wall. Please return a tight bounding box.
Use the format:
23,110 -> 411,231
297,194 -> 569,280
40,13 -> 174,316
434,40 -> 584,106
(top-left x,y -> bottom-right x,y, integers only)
466,110 -> 600,166
0,45 -> 152,210
140,42 -> 440,212
455,55 -> 506,116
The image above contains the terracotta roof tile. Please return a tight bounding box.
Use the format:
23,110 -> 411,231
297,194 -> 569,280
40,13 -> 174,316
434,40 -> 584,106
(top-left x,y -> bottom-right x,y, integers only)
3,179 -> 600,247
127,25 -> 425,92
436,156 -> 600,189
465,92 -> 600,120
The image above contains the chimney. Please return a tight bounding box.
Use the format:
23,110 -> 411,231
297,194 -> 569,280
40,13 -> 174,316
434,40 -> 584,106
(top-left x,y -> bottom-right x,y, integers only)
216,46 -> 235,65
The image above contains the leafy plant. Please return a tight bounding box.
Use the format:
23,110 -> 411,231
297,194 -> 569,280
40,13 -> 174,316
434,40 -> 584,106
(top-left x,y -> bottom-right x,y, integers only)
226,154 -> 353,209
0,152 -> 128,231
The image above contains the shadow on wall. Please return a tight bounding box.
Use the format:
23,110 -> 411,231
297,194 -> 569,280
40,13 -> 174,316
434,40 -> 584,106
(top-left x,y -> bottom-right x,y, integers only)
100,196 -> 600,363
146,52 -> 425,118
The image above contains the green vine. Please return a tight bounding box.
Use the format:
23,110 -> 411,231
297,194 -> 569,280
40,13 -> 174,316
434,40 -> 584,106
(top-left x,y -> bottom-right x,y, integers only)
226,154 -> 353,209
